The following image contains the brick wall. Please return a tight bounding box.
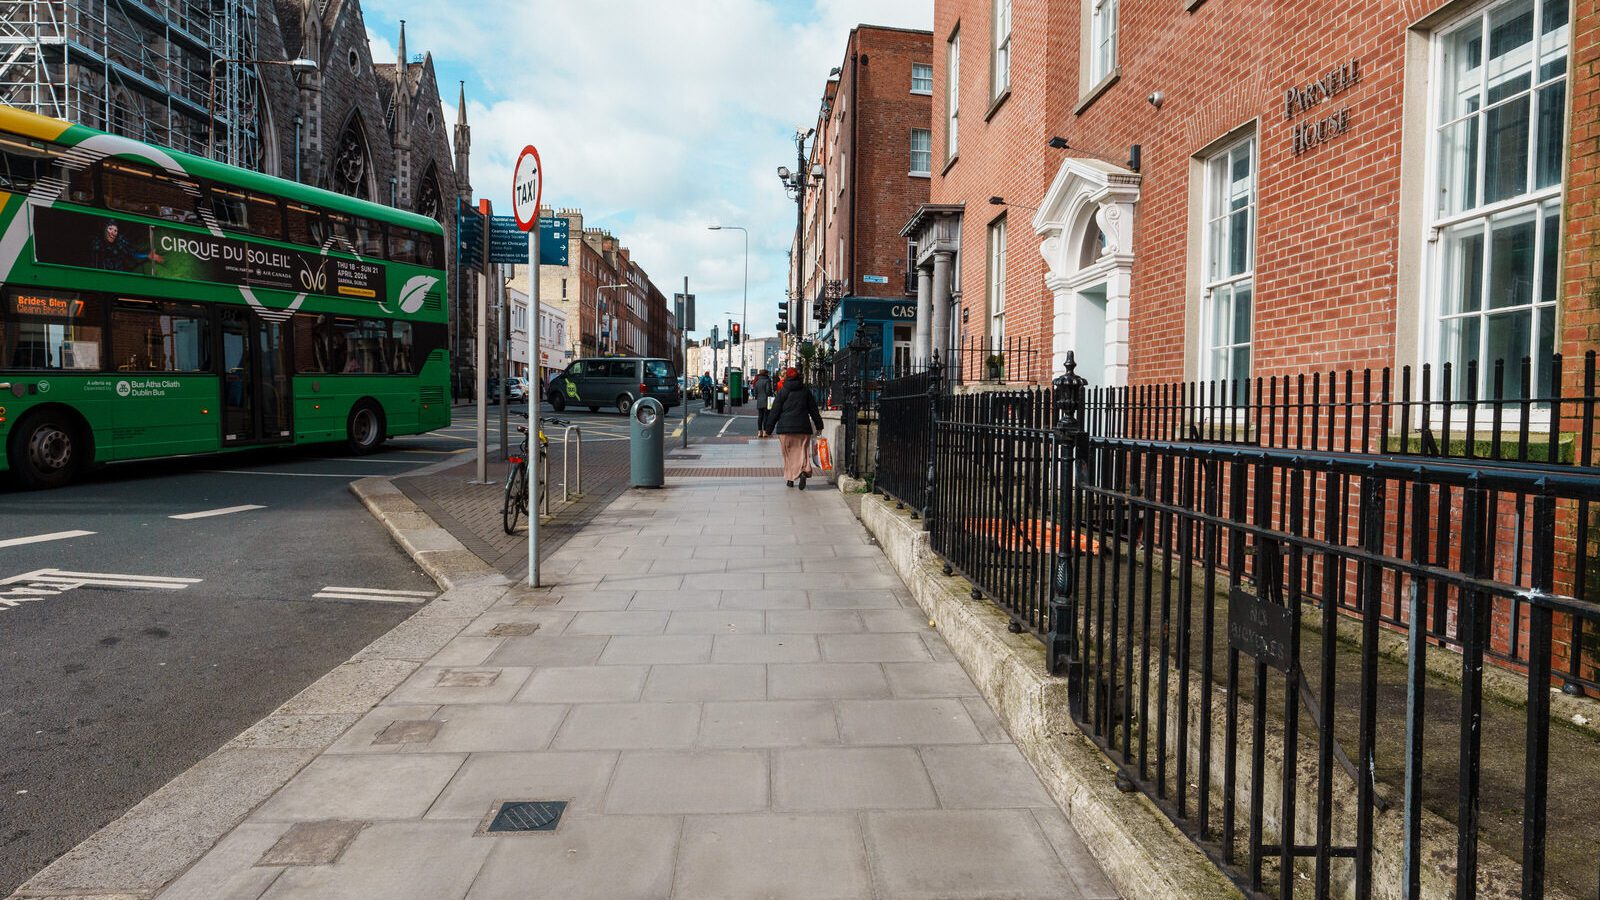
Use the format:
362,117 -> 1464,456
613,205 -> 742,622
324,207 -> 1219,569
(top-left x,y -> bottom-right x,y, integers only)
844,27 -> 935,300
809,25 -> 933,318
931,0 -> 1590,387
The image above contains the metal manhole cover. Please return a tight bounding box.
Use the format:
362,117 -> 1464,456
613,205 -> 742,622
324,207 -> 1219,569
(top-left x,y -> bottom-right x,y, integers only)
487,800 -> 567,833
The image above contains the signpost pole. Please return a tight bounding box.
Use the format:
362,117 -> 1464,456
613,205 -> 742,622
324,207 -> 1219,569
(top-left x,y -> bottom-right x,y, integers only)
513,145 -> 543,588
528,223 -> 541,587
498,264 -> 508,459
681,277 -> 690,449
475,276 -> 488,484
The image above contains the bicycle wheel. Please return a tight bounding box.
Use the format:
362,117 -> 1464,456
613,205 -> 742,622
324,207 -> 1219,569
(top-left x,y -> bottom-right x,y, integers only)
502,463 -> 526,534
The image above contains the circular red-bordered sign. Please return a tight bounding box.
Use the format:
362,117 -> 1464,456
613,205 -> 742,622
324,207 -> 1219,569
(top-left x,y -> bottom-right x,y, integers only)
512,145 -> 542,232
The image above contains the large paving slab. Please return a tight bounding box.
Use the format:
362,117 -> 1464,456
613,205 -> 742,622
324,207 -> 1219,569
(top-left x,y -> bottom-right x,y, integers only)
146,445 -> 1115,899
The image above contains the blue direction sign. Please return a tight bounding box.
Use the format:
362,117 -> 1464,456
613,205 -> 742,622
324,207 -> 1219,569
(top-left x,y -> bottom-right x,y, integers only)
457,203 -> 484,269
490,215 -> 569,266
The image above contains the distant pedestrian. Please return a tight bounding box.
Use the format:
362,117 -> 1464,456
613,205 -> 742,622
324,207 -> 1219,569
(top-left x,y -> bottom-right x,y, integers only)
772,366 -> 824,490
699,371 -> 714,408
752,369 -> 775,437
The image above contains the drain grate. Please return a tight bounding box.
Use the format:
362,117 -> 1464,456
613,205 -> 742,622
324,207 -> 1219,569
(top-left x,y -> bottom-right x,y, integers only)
486,800 -> 567,833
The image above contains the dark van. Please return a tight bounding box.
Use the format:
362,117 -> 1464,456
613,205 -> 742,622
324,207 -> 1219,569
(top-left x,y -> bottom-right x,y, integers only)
546,357 -> 679,414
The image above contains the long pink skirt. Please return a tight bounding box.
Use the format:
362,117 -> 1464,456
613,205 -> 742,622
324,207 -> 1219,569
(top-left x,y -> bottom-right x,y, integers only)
778,434 -> 812,481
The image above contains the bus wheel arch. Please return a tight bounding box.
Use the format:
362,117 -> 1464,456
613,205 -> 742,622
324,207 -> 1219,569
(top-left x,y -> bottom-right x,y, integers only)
7,405 -> 94,489
345,399 -> 386,454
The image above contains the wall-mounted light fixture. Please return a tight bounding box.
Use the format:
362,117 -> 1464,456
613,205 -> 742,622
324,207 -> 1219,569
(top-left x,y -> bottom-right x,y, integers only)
1147,91 -> 1164,109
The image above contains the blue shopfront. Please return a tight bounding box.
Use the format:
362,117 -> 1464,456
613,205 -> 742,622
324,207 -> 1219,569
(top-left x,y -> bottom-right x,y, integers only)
816,297 -> 918,373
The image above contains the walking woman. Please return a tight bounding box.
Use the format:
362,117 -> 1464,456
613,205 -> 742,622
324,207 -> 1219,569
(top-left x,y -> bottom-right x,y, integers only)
771,367 -> 824,489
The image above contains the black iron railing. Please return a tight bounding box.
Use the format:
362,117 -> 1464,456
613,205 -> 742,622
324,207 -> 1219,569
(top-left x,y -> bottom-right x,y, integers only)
875,365 -> 938,516
856,351 -> 1600,898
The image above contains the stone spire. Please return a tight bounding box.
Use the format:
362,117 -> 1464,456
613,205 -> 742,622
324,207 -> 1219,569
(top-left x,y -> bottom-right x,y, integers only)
454,81 -> 471,198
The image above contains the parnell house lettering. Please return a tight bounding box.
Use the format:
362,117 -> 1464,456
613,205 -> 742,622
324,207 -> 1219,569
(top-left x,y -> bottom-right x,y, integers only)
1284,58 -> 1361,156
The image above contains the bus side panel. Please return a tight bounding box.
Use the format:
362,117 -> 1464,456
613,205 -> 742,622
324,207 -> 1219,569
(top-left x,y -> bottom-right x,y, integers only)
0,376 -> 117,471
292,378 -> 345,443
106,375 -> 219,461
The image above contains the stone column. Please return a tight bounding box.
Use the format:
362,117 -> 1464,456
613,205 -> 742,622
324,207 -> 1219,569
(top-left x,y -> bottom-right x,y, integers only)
929,251 -> 953,361
913,266 -> 933,365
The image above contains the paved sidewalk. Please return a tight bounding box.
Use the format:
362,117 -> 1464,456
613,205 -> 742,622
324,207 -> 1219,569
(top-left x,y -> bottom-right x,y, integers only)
156,439 -> 1118,899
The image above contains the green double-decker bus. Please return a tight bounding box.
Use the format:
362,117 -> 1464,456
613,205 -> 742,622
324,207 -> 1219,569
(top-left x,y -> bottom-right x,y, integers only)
0,104 -> 450,488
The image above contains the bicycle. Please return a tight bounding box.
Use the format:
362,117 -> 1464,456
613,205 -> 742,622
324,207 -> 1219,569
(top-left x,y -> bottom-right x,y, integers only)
502,415 -> 570,534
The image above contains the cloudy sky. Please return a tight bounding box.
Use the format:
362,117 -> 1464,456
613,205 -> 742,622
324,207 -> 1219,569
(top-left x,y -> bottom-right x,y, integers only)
359,0 -> 932,339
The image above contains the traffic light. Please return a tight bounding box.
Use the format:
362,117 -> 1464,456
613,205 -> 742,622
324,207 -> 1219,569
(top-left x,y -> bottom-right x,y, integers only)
730,322 -> 741,344
777,302 -> 788,334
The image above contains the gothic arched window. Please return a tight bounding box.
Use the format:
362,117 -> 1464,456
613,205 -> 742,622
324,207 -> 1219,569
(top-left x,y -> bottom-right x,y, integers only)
330,113 -> 373,199
416,162 -> 444,221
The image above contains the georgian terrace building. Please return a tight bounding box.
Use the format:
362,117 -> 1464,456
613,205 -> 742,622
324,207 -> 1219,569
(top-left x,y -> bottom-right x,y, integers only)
903,0 -> 1594,400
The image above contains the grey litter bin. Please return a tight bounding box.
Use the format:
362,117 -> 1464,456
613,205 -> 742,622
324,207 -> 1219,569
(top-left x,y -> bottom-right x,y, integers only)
629,396 -> 665,488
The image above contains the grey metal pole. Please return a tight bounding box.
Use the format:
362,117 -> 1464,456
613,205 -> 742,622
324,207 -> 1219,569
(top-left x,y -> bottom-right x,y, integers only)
475,270 -> 488,484
528,223 -> 542,587
741,228 -> 748,376
682,276 -> 690,449
498,263 -> 508,459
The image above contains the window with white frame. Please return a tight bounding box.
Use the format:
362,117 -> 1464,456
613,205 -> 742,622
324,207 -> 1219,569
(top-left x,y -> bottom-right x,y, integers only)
910,129 -> 932,176
1201,136 -> 1255,391
1430,0 -> 1568,400
911,63 -> 933,94
993,0 -> 1011,99
1090,0 -> 1118,85
947,29 -> 961,159
988,217 -> 1007,344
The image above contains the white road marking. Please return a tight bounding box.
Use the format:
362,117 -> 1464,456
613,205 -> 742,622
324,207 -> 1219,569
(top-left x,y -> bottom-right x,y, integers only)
0,530 -> 95,549
718,417 -> 736,437
0,568 -> 200,610
313,586 -> 435,604
169,504 -> 265,520
217,470 -> 360,478
13,569 -> 201,589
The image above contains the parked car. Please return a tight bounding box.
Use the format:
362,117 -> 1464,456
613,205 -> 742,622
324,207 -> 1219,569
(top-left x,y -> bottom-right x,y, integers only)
546,357 -> 678,413
506,377 -> 528,402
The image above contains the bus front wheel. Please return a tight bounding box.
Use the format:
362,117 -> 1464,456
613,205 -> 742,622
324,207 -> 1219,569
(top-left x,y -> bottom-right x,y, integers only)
346,402 -> 386,454
9,410 -> 85,490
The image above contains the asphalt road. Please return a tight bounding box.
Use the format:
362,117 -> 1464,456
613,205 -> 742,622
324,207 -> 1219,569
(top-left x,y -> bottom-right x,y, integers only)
0,397 -> 754,893
0,427 -> 465,894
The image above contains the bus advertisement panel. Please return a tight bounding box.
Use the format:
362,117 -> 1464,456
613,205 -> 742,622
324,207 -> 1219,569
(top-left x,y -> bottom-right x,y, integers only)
32,206 -> 388,300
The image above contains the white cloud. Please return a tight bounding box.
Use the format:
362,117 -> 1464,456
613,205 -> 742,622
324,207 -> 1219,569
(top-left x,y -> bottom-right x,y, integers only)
365,0 -> 931,337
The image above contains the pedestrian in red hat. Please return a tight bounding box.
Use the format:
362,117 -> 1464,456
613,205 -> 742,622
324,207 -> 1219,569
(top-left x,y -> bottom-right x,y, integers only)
771,366 -> 823,489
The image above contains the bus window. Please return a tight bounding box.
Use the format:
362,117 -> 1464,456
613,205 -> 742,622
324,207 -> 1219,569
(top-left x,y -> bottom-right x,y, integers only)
353,218 -> 385,259
102,162 -> 200,223
348,319 -> 390,373
209,188 -> 284,241
293,313 -> 352,374
390,321 -> 414,373
326,210 -> 357,252
286,202 -> 326,248
0,135 -> 62,194
3,290 -> 103,370
111,299 -> 211,372
387,227 -> 421,264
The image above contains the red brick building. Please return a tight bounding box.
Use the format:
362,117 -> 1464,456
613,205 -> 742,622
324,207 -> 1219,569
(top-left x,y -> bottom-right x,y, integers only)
906,0 -> 1593,396
790,25 -> 933,369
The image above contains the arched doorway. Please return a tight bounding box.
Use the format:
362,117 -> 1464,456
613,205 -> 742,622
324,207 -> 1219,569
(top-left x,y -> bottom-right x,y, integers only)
1033,158 -> 1140,388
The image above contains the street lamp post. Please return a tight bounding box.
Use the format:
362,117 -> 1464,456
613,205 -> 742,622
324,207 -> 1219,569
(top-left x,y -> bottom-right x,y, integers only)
707,224 -> 748,386
206,56 -> 318,164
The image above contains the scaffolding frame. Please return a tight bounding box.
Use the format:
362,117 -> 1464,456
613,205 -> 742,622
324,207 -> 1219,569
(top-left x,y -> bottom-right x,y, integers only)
0,0 -> 263,168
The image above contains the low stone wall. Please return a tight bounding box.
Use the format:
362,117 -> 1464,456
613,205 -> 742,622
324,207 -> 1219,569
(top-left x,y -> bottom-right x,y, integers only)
851,486 -> 1241,900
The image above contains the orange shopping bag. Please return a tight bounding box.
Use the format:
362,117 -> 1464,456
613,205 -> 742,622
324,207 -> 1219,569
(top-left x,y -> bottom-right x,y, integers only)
812,437 -> 834,472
